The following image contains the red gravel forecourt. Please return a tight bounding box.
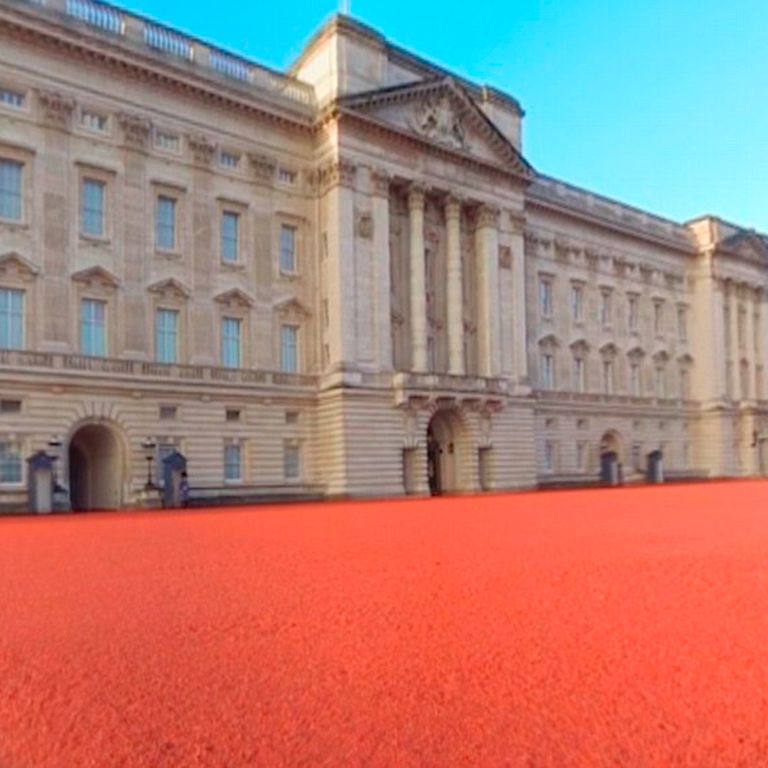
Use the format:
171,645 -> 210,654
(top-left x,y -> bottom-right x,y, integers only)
2,481 -> 768,767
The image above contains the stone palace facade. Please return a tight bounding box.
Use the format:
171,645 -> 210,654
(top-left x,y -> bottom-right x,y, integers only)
0,0 -> 767,510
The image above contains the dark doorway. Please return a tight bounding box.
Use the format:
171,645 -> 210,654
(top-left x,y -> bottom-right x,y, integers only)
68,423 -> 124,511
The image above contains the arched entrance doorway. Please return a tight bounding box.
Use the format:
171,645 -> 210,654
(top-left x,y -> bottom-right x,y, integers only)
426,410 -> 465,495
68,423 -> 125,511
599,430 -> 623,486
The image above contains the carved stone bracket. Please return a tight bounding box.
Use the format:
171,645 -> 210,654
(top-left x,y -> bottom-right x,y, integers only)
355,210 -> 374,240
117,112 -> 151,150
249,153 -> 277,183
188,134 -> 215,166
498,245 -> 512,269
36,90 -> 75,128
371,169 -> 391,198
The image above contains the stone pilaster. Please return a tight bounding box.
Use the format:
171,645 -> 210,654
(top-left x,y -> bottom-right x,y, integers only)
445,193 -> 464,376
408,184 -> 427,373
475,204 -> 501,378
509,212 -> 528,384
320,158 -> 358,372
728,281 -> 740,399
371,170 -> 393,371
746,289 -> 756,401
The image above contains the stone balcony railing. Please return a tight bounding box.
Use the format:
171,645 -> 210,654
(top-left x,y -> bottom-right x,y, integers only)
11,0 -> 316,109
0,349 -> 317,389
536,389 -> 699,408
393,371 -> 509,406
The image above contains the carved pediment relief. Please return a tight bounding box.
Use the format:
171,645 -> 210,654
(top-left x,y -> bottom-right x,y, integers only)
0,252 -> 39,280
214,287 -> 253,309
337,78 -> 532,178
274,297 -> 311,318
71,265 -> 119,290
147,277 -> 190,301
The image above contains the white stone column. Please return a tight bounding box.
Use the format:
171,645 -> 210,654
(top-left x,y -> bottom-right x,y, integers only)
746,287 -> 756,401
371,170 -> 392,371
445,193 -> 464,376
510,214 -> 528,384
729,281 -> 740,399
408,184 -> 428,373
475,204 -> 501,378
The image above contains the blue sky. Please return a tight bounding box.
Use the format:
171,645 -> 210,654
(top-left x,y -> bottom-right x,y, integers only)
118,0 -> 768,231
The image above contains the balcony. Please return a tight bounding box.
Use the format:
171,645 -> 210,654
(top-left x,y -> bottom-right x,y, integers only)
392,371 -> 509,408
0,349 -> 316,390
536,390 -> 699,409
13,0 -> 316,109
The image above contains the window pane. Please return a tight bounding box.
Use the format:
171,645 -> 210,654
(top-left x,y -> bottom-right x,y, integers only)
156,196 -> 176,250
0,160 -> 22,221
155,308 -> 178,363
279,225 -> 296,273
224,444 -> 241,481
280,325 -> 298,373
284,445 -> 300,479
0,442 -> 21,484
81,179 -> 105,236
81,299 -> 107,357
221,317 -> 241,368
221,212 -> 239,262
0,288 -> 24,349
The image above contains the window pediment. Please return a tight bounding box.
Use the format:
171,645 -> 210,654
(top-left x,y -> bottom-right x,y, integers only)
627,346 -> 645,361
652,349 -> 670,363
274,297 -> 311,319
677,353 -> 694,366
71,265 -> 119,290
214,287 -> 253,309
569,338 -> 590,354
0,251 -> 39,280
599,342 -> 619,358
148,277 -> 190,301
538,333 -> 559,350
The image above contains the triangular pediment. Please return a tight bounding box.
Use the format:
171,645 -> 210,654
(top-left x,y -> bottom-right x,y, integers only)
338,78 -> 532,179
274,297 -> 311,318
71,265 -> 119,288
0,251 -> 40,279
148,277 -> 191,300
214,288 -> 253,308
723,230 -> 768,263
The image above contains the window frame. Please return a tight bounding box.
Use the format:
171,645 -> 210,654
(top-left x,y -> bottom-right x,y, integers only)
220,315 -> 242,369
223,442 -> 243,483
80,297 -> 108,357
0,287 -> 25,350
154,307 -> 179,364
279,222 -> 298,276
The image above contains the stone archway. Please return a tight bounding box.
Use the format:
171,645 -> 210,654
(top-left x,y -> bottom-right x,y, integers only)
68,422 -> 126,511
599,430 -> 623,486
426,409 -> 468,495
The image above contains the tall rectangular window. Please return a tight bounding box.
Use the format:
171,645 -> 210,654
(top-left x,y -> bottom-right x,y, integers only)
655,366 -> 666,398
738,307 -> 746,348
280,325 -> 299,373
602,359 -> 614,395
630,362 -> 641,396
654,301 -> 664,336
539,278 -> 553,318
223,444 -> 242,482
0,160 -> 22,221
677,306 -> 688,342
0,288 -> 24,350
221,317 -> 241,369
544,440 -> 556,473
628,295 -> 639,333
570,284 -> 583,322
600,290 -> 612,327
573,357 -> 585,392
279,224 -> 297,273
284,443 -> 300,480
0,441 -> 21,484
80,179 -> 105,237
680,368 -> 690,399
155,308 -> 178,364
156,196 -> 176,251
80,298 -> 106,357
540,353 -> 554,390
220,211 -> 239,263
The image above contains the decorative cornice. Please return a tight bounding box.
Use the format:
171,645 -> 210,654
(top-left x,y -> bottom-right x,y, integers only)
214,287 -> 253,308
36,89 -> 75,128
188,134 -> 215,166
117,112 -> 151,150
147,277 -> 190,300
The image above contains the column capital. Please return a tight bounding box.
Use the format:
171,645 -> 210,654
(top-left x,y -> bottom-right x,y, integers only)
312,158 -> 358,194
476,203 -> 501,229
445,193 -> 463,220
407,183 -> 426,211
36,89 -> 75,129
371,169 -> 391,198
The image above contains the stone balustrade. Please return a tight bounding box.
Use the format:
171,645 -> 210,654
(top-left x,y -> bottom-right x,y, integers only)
536,390 -> 699,408
15,0 -> 316,107
0,349 -> 317,389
